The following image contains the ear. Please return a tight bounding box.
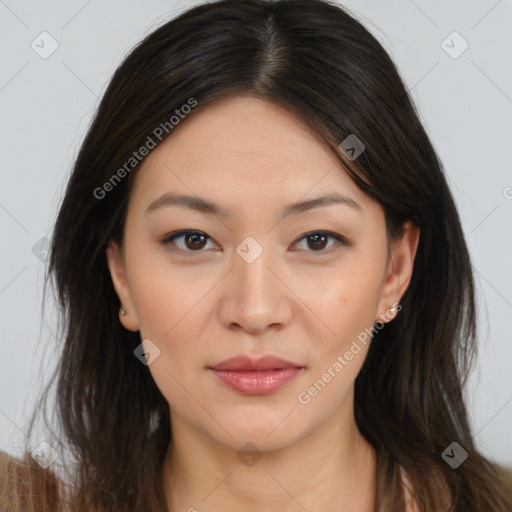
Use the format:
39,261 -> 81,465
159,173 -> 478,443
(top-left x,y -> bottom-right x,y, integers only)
375,221 -> 420,323
106,240 -> 140,332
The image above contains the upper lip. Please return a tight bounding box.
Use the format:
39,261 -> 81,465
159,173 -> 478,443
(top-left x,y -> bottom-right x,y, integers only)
208,355 -> 304,371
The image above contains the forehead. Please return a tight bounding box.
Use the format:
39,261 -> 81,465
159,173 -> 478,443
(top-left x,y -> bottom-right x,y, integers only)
128,95 -> 373,217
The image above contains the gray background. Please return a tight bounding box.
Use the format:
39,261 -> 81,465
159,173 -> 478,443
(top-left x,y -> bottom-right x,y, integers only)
1,0 -> 511,467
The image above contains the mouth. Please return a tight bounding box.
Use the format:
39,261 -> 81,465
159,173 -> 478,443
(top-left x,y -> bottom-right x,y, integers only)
207,354 -> 305,395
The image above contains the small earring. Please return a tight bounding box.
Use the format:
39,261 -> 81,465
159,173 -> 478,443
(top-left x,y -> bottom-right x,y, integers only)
376,303 -> 401,323
120,307 -> 126,316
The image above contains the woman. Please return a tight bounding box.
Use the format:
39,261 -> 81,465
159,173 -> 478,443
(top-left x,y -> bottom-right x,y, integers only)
1,0 -> 511,510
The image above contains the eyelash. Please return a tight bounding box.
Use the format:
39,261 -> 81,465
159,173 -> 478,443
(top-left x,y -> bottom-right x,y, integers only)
160,229 -> 351,255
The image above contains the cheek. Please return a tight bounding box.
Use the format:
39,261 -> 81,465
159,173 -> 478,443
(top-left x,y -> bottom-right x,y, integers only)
132,275 -> 203,366
126,249 -> 209,368
125,240 -> 198,338
128,264 -> 207,410
314,261 -> 384,363
131,277 -> 174,339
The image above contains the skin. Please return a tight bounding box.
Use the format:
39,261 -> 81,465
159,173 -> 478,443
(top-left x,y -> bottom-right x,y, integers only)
106,95 -> 420,512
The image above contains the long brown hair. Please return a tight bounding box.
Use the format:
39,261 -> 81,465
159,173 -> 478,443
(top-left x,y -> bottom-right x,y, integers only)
1,0 -> 511,510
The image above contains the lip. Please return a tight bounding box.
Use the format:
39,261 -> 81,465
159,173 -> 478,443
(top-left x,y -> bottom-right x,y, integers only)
208,355 -> 304,371
207,355 -> 305,396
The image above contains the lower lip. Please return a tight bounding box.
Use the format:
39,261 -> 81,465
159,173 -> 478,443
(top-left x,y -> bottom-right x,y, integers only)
208,367 -> 303,395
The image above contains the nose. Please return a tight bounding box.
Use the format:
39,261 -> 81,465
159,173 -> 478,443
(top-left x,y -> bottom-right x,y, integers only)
218,239 -> 293,335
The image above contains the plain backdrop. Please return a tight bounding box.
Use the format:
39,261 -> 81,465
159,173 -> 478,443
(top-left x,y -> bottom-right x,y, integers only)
1,0 -> 511,467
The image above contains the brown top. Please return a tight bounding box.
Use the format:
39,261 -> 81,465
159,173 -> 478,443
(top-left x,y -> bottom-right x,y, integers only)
0,449 -> 61,511
1,449 -> 511,511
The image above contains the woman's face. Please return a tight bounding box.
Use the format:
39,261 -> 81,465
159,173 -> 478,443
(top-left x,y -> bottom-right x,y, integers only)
107,95 -> 418,451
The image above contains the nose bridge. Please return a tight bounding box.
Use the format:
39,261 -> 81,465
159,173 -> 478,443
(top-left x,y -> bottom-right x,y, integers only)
221,234 -> 290,332
233,234 -> 275,298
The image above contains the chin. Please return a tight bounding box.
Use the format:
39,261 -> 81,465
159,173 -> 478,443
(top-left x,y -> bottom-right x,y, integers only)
208,417 -> 304,453
218,432 -> 300,455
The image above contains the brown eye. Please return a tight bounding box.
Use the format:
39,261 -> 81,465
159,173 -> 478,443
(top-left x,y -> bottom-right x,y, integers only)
162,229 -> 350,255
293,231 -> 348,253
162,230 -> 217,252
306,233 -> 328,250
183,232 -> 207,250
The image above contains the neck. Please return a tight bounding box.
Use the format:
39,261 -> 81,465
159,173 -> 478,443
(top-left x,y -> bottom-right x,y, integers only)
162,400 -> 377,512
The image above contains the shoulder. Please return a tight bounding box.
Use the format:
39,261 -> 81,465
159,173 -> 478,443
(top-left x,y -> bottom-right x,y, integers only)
0,449 -> 60,511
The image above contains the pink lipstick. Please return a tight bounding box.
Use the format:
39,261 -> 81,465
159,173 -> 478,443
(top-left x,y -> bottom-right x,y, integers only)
207,355 -> 304,395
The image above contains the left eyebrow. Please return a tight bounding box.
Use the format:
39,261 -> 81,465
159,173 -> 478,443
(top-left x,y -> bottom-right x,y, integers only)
144,192 -> 363,218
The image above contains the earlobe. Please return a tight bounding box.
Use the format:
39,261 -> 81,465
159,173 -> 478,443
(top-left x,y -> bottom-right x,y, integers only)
105,241 -> 140,332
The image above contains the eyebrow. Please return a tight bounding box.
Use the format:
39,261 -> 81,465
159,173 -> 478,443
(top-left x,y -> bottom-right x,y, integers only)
144,192 -> 363,218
